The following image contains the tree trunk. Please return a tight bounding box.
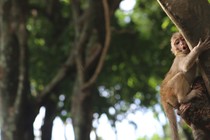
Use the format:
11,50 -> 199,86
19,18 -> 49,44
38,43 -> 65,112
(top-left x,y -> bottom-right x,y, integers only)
0,0 -> 36,139
41,99 -> 57,140
71,81 -> 93,140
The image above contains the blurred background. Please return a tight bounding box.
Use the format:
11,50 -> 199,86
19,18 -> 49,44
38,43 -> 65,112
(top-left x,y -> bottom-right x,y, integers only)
0,0 -> 191,140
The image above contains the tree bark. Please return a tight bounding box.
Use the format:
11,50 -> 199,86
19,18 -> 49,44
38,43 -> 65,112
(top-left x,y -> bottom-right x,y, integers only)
0,0 -> 36,139
41,100 -> 57,140
71,83 -> 93,140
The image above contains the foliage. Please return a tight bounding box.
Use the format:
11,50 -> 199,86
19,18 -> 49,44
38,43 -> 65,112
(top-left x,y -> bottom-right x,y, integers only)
1,0 -> 182,139
96,0 -> 176,123
27,0 -> 177,132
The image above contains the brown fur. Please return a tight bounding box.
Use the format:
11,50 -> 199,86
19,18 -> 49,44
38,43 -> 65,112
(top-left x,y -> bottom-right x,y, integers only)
160,32 -> 210,140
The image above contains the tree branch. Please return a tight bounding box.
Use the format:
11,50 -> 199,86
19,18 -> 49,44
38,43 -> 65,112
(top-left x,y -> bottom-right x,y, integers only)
82,0 -> 111,90
14,25 -> 27,113
37,52 -> 75,102
14,1 -> 29,115
71,0 -> 82,37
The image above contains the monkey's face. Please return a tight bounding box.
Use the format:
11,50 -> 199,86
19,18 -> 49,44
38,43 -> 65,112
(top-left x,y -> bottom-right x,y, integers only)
172,37 -> 190,55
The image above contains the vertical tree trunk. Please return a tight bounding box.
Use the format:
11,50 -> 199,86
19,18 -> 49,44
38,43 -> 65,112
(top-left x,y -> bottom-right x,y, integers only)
71,81 -> 93,140
0,0 -> 20,138
0,0 -> 35,139
41,100 -> 57,140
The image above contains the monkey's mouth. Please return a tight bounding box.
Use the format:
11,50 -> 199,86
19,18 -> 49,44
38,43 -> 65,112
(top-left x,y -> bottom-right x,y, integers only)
181,45 -> 190,54
182,49 -> 190,54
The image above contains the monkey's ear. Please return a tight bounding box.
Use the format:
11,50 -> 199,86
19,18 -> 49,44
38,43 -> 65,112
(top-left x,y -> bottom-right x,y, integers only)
171,47 -> 177,55
171,48 -> 174,53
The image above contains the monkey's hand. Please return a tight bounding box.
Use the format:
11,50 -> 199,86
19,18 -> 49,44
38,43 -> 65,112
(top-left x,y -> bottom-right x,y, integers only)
192,89 -> 203,98
194,36 -> 210,52
179,89 -> 202,104
178,102 -> 191,116
188,89 -> 203,100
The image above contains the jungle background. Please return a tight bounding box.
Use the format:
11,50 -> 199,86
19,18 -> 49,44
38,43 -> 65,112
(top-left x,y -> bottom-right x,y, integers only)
0,0 -> 202,140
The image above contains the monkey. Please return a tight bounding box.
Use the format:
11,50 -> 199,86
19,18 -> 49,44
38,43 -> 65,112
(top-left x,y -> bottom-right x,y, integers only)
160,32 -> 210,140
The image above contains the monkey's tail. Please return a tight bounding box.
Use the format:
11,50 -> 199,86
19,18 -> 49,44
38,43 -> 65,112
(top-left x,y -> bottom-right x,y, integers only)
163,101 -> 179,140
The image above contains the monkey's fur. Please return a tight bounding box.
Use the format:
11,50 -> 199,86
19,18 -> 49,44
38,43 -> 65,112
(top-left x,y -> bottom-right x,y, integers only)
160,32 -> 210,140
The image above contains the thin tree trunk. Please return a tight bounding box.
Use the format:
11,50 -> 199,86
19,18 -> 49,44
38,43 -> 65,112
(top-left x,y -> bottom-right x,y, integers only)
41,100 -> 57,140
71,81 -> 93,140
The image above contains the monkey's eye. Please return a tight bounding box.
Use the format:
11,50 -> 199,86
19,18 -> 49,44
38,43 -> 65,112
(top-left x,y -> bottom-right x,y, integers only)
175,40 -> 180,45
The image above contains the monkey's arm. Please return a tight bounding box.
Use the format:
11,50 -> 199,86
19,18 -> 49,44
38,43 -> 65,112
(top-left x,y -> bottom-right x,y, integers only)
180,38 -> 210,72
167,72 -> 194,104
